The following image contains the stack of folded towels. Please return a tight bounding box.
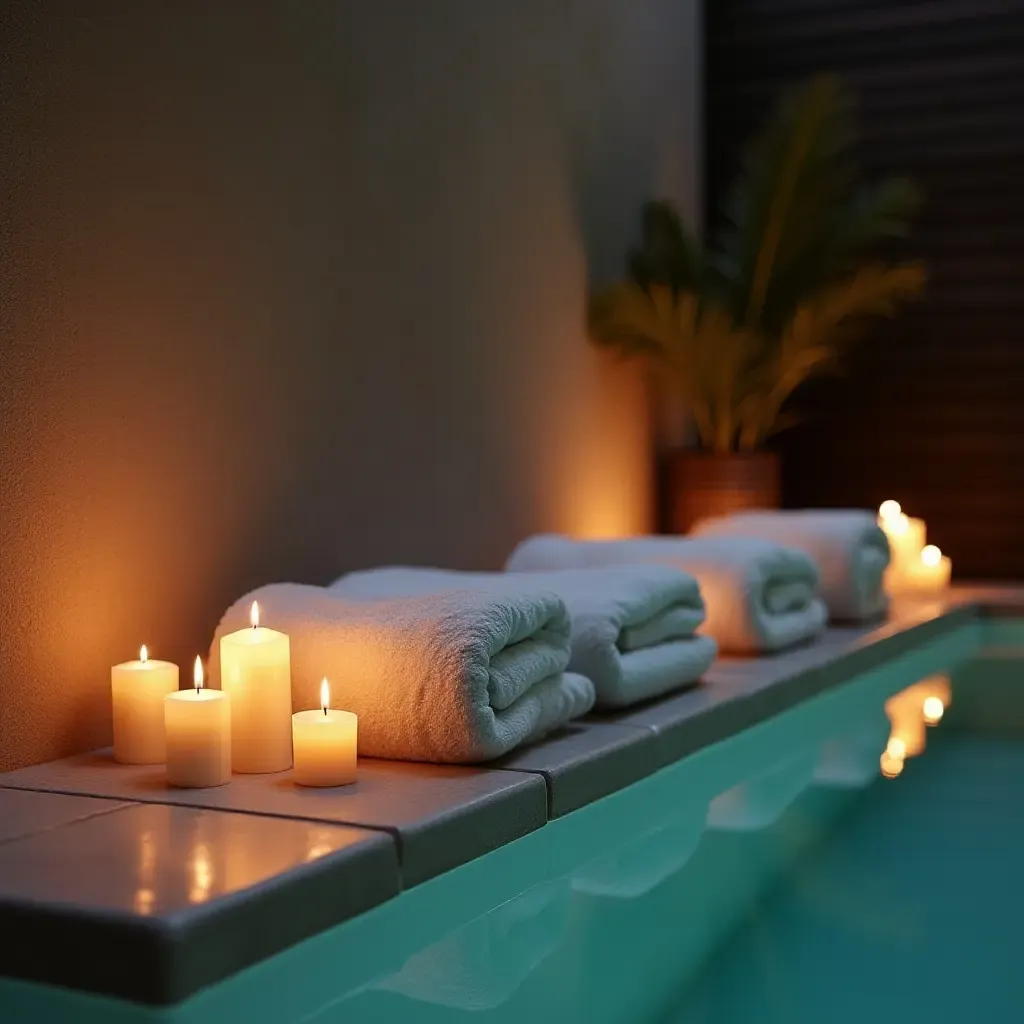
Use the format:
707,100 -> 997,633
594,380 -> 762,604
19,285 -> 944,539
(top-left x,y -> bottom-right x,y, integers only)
209,509 -> 888,765
330,565 -> 718,709
506,534 -> 829,654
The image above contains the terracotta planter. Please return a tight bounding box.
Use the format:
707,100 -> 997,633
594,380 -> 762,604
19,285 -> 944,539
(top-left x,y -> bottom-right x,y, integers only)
666,451 -> 781,534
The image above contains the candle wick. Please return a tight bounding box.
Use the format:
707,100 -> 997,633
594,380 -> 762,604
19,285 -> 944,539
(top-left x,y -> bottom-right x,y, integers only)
323,705 -> 328,717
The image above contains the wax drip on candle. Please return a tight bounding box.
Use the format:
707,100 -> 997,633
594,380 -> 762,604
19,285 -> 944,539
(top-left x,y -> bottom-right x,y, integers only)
194,656 -> 204,695
321,678 -> 330,716
140,645 -> 148,664
251,601 -> 260,630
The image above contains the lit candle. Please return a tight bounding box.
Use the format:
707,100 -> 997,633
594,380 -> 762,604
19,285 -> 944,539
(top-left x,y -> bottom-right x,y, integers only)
878,501 -> 928,591
292,679 -> 357,787
905,544 -> 952,593
164,657 -> 231,788
111,646 -> 179,764
219,601 -> 293,773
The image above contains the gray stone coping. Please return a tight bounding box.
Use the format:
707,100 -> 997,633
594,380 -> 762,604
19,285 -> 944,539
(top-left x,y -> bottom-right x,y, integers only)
0,586 -> 1014,1005
0,801 -> 397,1005
0,751 -> 547,889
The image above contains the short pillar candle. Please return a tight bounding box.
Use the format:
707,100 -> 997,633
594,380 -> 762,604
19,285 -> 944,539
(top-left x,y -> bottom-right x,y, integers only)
293,680 -> 357,787
220,601 -> 293,773
905,544 -> 952,592
164,658 -> 231,788
111,647 -> 179,764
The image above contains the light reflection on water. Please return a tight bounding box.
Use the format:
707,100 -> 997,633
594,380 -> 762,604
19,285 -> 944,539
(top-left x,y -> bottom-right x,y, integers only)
882,673 -> 952,776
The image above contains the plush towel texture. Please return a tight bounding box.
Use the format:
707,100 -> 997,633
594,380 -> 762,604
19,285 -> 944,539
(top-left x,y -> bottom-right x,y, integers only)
210,583 -> 594,763
505,535 -> 827,654
331,566 -> 717,708
693,509 -> 890,622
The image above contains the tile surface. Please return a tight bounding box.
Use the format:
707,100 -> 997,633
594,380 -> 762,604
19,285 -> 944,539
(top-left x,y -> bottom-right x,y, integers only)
497,721 -> 661,817
0,752 -> 547,887
0,788 -> 129,844
0,802 -> 397,1004
606,597 -> 981,766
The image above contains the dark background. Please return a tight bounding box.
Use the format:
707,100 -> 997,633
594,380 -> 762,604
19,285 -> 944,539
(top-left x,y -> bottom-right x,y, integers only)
707,0 -> 1024,578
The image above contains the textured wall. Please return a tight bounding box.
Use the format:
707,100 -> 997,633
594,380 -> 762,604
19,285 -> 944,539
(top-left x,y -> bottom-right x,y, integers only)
0,1 -> 701,769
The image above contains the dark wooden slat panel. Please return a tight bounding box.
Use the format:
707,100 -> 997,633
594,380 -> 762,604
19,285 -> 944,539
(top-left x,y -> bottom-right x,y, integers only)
707,0 -> 1024,579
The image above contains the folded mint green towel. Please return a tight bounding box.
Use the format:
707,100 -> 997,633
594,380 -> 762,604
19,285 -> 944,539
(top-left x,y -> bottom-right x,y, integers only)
331,566 -> 716,708
693,509 -> 889,622
505,534 -> 827,654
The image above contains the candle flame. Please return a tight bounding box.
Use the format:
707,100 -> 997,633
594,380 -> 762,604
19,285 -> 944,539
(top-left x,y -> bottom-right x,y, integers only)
921,544 -> 942,567
878,500 -> 902,522
880,751 -> 904,778
250,600 -> 260,629
194,656 -> 204,692
321,678 -> 330,714
140,645 -> 148,664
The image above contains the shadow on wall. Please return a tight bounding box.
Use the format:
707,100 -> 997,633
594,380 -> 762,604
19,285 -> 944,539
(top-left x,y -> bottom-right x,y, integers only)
0,0 -> 700,770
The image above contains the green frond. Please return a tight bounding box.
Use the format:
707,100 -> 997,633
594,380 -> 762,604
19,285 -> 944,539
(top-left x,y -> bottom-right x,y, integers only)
737,262 -> 926,449
626,200 -> 704,294
717,75 -> 858,329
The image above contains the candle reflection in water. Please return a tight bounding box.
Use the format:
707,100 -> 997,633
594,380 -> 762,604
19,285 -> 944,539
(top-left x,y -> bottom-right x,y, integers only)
880,674 -> 952,778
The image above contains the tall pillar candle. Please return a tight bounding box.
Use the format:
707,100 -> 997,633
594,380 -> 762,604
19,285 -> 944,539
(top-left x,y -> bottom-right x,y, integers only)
165,658 -> 231,788
111,647 -> 179,764
219,601 -> 293,773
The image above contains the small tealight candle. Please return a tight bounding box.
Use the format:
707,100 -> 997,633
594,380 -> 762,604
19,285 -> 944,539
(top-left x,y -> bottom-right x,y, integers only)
906,544 -> 952,593
220,601 -> 293,773
292,679 -> 357,788
164,657 -> 231,789
111,646 -> 179,764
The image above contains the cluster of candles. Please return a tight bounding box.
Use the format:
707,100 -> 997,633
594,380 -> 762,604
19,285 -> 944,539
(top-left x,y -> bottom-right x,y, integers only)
877,500 -> 951,593
110,602 -> 357,789
879,675 -> 950,778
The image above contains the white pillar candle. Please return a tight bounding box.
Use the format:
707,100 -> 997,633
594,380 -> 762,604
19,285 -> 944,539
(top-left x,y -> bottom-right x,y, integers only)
111,646 -> 179,764
882,513 -> 926,569
165,657 -> 231,788
904,544 -> 952,593
219,601 -> 293,773
292,680 -> 357,787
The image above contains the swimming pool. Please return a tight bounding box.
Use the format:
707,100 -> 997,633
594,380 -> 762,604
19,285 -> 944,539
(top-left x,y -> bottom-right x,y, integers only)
1,605 -> 1020,1023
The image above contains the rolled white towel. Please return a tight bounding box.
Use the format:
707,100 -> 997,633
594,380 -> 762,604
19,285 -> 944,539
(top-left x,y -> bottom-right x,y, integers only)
693,509 -> 889,622
505,535 -> 827,655
331,566 -> 717,708
210,583 -> 595,764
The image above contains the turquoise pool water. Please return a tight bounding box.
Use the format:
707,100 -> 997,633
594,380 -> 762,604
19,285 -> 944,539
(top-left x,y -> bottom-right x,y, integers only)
4,616 -> 1019,1023
666,734 -> 1024,1021
667,630 -> 1024,1022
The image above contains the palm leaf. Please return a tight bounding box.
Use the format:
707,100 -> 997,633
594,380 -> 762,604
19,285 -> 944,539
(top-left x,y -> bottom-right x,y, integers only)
737,262 -> 926,449
717,76 -> 857,331
627,200 -> 704,294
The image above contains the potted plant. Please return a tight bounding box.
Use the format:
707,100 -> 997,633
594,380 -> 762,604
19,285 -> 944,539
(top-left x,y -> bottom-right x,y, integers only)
588,76 -> 926,532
